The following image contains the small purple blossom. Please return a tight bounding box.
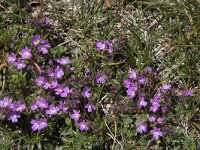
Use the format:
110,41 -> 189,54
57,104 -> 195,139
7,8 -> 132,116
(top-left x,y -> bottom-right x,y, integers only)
20,46 -> 32,59
59,102 -> 68,114
45,104 -> 60,116
38,118 -> 48,130
70,109 -> 81,122
138,94 -> 147,108
105,40 -> 113,54
11,101 -> 26,113
161,84 -> 172,90
149,115 -> 157,123
82,87 -> 92,98
150,98 -> 161,107
136,122 -> 147,133
44,82 -> 51,89
96,73 -> 107,84
84,103 -> 96,112
157,117 -> 164,124
96,41 -> 106,51
36,98 -> 48,109
150,105 -> 160,112
70,67 -> 76,72
60,87 -> 72,98
146,66 -> 153,73
55,66 -> 64,79
7,53 -> 17,64
37,40 -> 51,54
35,76 -> 45,86
47,69 -> 55,78
50,80 -> 58,89
14,60 -> 26,70
150,127 -> 163,140
8,112 -> 20,123
129,70 -> 138,80
138,76 -> 146,85
126,86 -> 137,99
30,35 -> 42,46
85,68 -> 90,73
78,120 -> 89,131
124,79 -> 132,88
0,97 -> 12,108
31,119 -> 40,131
30,102 -> 38,111
55,86 -> 63,95
178,90 -> 193,96
57,57 -> 71,65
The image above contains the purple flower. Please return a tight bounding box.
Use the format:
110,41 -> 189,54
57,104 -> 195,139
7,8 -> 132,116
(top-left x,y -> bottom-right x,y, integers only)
126,86 -> 137,99
7,53 -> 17,64
138,76 -> 146,85
96,41 -> 106,51
70,67 -> 76,72
30,35 -> 42,46
70,109 -> 81,122
150,127 -> 163,140
136,122 -> 147,133
43,82 -> 51,89
38,118 -> 48,130
105,40 -> 113,54
85,68 -> 90,73
45,104 -> 60,116
96,73 -> 107,84
124,79 -> 132,88
84,102 -> 96,112
31,118 -> 48,131
157,117 -> 164,124
178,90 -> 193,96
50,80 -> 58,89
14,60 -> 26,70
8,112 -> 20,123
128,70 -> 138,80
0,97 -> 12,108
11,101 -> 26,113
150,105 -> 160,112
78,120 -> 89,131
161,84 -> 172,90
37,40 -> 51,54
30,102 -> 38,111
20,46 -> 32,59
150,98 -> 160,107
57,57 -> 71,65
55,66 -> 64,79
35,76 -> 45,86
36,98 -> 48,109
146,66 -> 153,73
55,86 -> 63,95
47,69 -> 55,78
138,94 -> 147,108
150,98 -> 160,112
58,102 -> 68,114
82,87 -> 92,98
149,115 -> 157,123
60,87 -> 72,98
31,119 -> 40,131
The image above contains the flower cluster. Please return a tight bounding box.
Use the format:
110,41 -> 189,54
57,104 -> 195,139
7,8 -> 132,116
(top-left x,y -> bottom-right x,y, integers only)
7,35 -> 51,71
5,35 -> 112,132
96,38 -> 119,54
124,67 -> 193,140
0,97 -> 26,123
27,17 -> 54,27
